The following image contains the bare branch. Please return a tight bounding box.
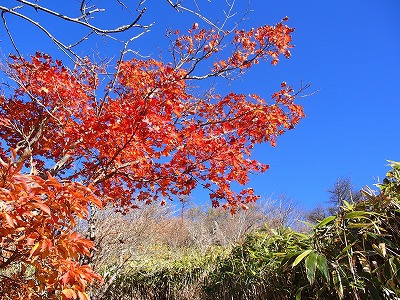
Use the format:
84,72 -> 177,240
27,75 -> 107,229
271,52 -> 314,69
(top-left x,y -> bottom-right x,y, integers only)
0,5 -> 82,62
1,12 -> 22,57
16,0 -> 145,34
1,2 -> 149,67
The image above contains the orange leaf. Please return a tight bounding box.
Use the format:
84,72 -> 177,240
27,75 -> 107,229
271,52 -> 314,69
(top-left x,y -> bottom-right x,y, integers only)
26,236 -> 36,246
62,288 -> 77,299
35,202 -> 51,215
5,213 -> 15,228
61,271 -> 71,285
77,291 -> 89,300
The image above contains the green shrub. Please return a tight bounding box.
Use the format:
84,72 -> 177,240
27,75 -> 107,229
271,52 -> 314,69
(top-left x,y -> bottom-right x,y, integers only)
205,161 -> 400,300
103,244 -> 229,300
204,226 -> 310,299
102,162 -> 400,300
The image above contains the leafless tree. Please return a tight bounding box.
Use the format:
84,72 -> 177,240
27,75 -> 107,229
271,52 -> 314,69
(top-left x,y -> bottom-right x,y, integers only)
304,204 -> 327,224
76,201 -> 179,299
328,177 -> 364,214
184,194 -> 301,248
304,177 -> 365,225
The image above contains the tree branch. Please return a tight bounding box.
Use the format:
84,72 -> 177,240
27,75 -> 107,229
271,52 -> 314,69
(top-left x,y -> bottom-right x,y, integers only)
16,0 -> 145,34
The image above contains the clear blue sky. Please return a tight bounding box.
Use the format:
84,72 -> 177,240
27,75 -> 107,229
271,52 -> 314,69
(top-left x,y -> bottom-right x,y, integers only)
1,1 -> 399,211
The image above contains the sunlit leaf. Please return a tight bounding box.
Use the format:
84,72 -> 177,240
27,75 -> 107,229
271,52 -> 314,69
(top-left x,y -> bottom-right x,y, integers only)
316,254 -> 330,283
315,215 -> 336,228
62,288 -> 77,299
292,249 -> 312,267
305,251 -> 318,284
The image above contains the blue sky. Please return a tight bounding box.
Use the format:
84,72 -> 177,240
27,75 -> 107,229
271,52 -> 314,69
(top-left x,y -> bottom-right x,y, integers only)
248,0 -> 400,209
1,1 -> 399,211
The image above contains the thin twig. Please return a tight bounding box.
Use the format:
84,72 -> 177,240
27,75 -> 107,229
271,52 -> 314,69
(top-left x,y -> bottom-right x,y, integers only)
1,12 -> 22,57
16,0 -> 145,34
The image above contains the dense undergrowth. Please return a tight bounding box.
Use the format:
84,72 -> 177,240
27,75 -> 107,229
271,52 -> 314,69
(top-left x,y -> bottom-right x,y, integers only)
98,162 -> 400,300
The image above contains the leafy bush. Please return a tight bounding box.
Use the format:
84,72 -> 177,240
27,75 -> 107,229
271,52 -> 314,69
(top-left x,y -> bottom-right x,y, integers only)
102,245 -> 229,300
204,226 -> 310,299
295,161 -> 400,299
100,162 -> 400,300
205,161 -> 400,300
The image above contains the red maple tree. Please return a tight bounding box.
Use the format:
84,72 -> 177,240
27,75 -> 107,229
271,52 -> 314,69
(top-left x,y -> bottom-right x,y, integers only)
0,8 -> 305,299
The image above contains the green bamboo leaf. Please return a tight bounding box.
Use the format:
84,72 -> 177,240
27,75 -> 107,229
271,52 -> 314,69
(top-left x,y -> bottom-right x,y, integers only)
315,215 -> 336,228
347,223 -> 373,228
281,252 -> 298,266
344,211 -> 375,219
292,249 -> 312,267
342,200 -> 354,211
305,251 -> 318,284
295,286 -> 307,300
389,257 -> 400,278
367,232 -> 378,239
335,242 -> 356,260
295,289 -> 302,300
298,220 -> 314,228
273,252 -> 286,257
332,269 -> 344,299
293,232 -> 310,239
316,254 -> 330,283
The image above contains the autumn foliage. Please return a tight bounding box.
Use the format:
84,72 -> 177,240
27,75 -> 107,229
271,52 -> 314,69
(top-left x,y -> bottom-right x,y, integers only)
0,18 -> 304,299
0,159 -> 102,299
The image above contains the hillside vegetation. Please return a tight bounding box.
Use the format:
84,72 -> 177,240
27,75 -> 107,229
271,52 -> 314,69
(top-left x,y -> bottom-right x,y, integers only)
92,162 -> 400,300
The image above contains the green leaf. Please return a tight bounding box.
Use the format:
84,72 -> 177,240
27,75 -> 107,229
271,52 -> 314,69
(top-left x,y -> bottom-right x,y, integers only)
295,286 -> 307,300
292,250 -> 312,267
344,211 -> 376,219
293,232 -> 310,239
347,223 -> 373,228
342,200 -> 354,211
389,257 -> 400,278
335,242 -> 356,260
305,251 -> 318,284
315,215 -> 336,228
295,289 -> 302,300
367,232 -> 378,239
316,254 -> 330,283
332,269 -> 344,299
272,252 -> 286,257
298,220 -> 314,228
